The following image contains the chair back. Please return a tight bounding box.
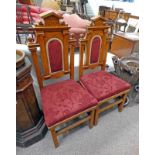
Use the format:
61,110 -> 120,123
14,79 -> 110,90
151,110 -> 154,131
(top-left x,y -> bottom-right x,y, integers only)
104,10 -> 119,21
118,11 -> 131,22
28,11 -> 76,89
79,16 -> 110,78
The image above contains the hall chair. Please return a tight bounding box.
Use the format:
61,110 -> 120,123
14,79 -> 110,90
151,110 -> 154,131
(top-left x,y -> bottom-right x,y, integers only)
115,11 -> 131,32
78,16 -> 131,125
27,11 -> 98,148
104,9 -> 119,34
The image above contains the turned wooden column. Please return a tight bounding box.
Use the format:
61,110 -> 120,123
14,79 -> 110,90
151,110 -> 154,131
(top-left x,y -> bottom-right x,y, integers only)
16,57 -> 47,147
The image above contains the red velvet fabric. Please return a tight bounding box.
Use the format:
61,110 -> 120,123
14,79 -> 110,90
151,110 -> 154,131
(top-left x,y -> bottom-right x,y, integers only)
48,40 -> 63,72
80,71 -> 131,101
16,4 -> 51,24
41,79 -> 97,127
90,37 -> 101,63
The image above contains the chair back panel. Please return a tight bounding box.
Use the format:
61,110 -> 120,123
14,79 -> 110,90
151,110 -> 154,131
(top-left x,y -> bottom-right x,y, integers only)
47,39 -> 63,72
90,36 -> 101,64
28,11 -> 76,88
79,16 -> 110,78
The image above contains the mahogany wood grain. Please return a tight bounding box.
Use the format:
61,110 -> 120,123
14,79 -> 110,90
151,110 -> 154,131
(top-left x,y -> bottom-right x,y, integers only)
16,57 -> 47,147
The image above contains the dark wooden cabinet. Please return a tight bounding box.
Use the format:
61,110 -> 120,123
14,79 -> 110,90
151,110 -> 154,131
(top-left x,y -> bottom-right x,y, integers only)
16,57 -> 47,147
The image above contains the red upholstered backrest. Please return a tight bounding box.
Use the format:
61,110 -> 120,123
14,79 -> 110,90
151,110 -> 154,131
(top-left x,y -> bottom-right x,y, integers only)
90,36 -> 101,64
78,16 -> 110,78
47,39 -> 63,72
27,12 -> 75,89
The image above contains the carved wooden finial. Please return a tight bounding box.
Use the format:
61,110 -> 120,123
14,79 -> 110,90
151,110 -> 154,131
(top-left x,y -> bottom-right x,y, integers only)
70,33 -> 75,39
59,19 -> 65,25
80,33 -> 85,39
90,16 -> 109,27
34,20 -> 44,27
27,36 -> 33,44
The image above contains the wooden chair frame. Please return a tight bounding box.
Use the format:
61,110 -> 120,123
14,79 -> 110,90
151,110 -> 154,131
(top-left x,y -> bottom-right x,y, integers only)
79,16 -> 130,125
115,12 -> 131,32
104,10 -> 131,33
28,11 -> 96,148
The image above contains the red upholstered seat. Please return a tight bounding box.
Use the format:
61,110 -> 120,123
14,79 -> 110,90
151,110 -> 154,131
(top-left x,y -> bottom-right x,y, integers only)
41,79 -> 97,127
80,71 -> 131,101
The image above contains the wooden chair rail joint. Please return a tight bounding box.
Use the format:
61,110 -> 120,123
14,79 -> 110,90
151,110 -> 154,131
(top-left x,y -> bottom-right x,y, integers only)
98,99 -> 123,113
56,116 -> 91,136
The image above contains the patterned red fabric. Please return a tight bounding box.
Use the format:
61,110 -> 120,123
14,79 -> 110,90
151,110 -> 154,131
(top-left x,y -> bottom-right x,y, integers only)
90,37 -> 101,63
48,40 -> 63,72
41,80 -> 97,127
80,71 -> 131,101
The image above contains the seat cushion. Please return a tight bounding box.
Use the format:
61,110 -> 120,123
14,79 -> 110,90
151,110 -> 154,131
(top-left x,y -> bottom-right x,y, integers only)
69,28 -> 86,34
80,71 -> 131,101
41,79 -> 97,127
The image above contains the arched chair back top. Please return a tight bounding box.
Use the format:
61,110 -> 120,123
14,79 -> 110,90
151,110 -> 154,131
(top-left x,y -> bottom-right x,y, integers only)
28,11 -> 76,89
79,16 -> 110,78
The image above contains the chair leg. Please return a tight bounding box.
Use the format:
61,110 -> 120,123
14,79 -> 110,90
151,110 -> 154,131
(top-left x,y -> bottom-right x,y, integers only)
89,109 -> 95,129
50,127 -> 59,148
118,93 -> 128,112
94,107 -> 99,126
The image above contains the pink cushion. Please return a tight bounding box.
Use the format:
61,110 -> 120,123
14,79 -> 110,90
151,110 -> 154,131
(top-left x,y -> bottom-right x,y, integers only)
69,28 -> 86,34
80,71 -> 131,101
29,5 -> 40,14
63,14 -> 91,29
41,79 -> 97,127
39,7 -> 61,15
39,7 -> 51,13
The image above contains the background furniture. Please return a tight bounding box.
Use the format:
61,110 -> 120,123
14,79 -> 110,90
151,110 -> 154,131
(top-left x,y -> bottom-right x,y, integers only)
112,53 -> 139,105
99,5 -> 111,16
16,55 -> 47,147
115,11 -> 131,32
79,16 -> 131,125
104,9 -> 119,35
110,32 -> 139,58
63,13 -> 91,47
28,11 -> 97,148
16,2 -> 90,46
104,9 -> 131,33
41,0 -> 61,10
16,3 -> 63,44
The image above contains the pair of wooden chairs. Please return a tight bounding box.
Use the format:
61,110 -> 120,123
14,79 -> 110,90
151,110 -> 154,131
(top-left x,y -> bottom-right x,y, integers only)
28,11 -> 131,148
